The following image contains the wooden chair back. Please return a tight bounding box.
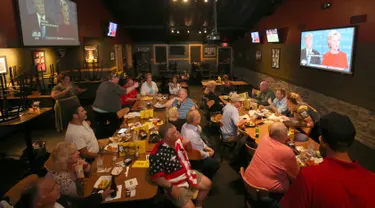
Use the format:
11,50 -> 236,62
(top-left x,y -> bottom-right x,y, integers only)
245,143 -> 256,157
5,174 -> 39,205
239,167 -> 269,201
187,149 -> 202,161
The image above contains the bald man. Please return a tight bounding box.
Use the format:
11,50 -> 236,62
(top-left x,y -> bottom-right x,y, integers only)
244,122 -> 299,203
251,81 -> 275,106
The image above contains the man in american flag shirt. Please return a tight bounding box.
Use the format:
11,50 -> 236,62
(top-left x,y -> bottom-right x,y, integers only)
149,123 -> 212,208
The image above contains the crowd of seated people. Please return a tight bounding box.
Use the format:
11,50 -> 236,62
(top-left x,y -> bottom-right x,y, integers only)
4,71 -> 375,208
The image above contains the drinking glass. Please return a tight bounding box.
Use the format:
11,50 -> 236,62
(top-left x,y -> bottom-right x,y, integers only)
97,155 -> 104,172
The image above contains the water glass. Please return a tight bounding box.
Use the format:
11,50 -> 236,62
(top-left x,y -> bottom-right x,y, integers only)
97,155 -> 104,172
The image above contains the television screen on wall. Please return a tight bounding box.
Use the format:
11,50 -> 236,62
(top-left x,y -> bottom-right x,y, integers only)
107,22 -> 118,37
169,46 -> 185,55
266,29 -> 279,43
251,32 -> 260,43
18,0 -> 80,46
300,26 -> 356,74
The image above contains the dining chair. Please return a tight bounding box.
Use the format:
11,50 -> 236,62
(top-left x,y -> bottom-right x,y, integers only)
239,167 -> 270,208
187,149 -> 202,161
218,121 -> 236,163
4,174 -> 39,206
245,143 -> 256,158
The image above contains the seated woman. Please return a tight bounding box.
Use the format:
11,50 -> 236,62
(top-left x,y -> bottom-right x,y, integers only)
203,81 -> 223,113
45,142 -> 91,197
284,92 -> 320,142
169,75 -> 181,96
221,75 -> 234,95
140,73 -> 158,96
121,77 -> 139,108
93,71 -> 138,138
51,73 -> 85,132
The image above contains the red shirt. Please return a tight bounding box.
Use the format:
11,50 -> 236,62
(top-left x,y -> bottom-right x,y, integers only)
322,51 -> 348,69
281,157 -> 375,208
120,86 -> 138,105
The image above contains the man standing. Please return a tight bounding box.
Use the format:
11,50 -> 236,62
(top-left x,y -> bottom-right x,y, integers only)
65,105 -> 99,160
301,33 -> 321,65
251,81 -> 275,106
244,122 -> 299,203
149,123 -> 212,208
281,112 -> 375,208
181,110 -> 220,179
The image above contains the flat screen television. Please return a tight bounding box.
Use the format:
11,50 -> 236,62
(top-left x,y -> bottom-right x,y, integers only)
18,0 -> 80,46
251,32 -> 261,43
107,22 -> 118,37
266,29 -> 279,43
300,26 -> 356,74
169,46 -> 185,55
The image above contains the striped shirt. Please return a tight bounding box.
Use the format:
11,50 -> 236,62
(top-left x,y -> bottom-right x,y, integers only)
172,98 -> 196,119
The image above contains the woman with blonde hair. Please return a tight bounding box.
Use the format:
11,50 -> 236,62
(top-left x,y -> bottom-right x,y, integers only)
51,72 -> 85,132
322,30 -> 348,69
204,80 -> 223,113
45,142 -> 90,197
140,73 -> 158,96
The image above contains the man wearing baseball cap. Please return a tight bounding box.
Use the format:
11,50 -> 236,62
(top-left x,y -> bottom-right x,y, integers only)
280,112 -> 375,208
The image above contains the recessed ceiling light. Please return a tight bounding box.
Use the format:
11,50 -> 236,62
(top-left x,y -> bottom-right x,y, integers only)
177,30 -> 180,34
187,30 -> 190,33
204,30 -> 207,33
199,31 -> 202,34
171,29 -> 175,33
183,0 -> 188,2
204,0 -> 208,2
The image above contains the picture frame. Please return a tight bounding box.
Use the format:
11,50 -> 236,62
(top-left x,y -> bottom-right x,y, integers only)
0,56 -> 7,74
255,50 -> 262,61
32,50 -> 47,72
84,45 -> 99,63
110,52 -> 115,61
271,48 -> 280,69
203,46 -> 216,57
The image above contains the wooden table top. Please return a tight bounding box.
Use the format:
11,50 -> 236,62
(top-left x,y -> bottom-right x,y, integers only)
84,154 -> 158,203
0,108 -> 52,126
201,80 -> 249,86
5,92 -> 51,100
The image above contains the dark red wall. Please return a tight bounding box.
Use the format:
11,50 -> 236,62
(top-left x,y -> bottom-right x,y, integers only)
253,0 -> 375,43
0,0 -> 131,47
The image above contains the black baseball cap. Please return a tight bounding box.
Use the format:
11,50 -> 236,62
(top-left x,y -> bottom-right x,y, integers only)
319,112 -> 356,149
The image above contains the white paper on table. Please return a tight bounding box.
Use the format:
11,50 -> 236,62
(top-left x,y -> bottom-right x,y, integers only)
98,185 -> 122,201
97,167 -> 112,173
125,178 -> 138,190
130,189 -> 136,197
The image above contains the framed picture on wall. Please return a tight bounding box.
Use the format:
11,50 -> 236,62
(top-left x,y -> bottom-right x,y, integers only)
32,50 -> 47,72
110,52 -> 115,61
84,45 -> 99,63
255,50 -> 262,61
0,56 -> 7,74
271,48 -> 280,69
203,46 -> 216,57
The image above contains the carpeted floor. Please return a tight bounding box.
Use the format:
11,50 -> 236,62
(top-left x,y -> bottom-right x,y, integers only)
0,84 -> 374,208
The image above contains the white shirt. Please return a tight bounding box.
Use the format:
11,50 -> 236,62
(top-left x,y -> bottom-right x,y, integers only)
37,13 -> 46,27
220,104 -> 240,139
181,123 -> 209,159
169,83 -> 181,95
140,81 -> 158,96
65,121 -> 99,153
54,202 -> 64,208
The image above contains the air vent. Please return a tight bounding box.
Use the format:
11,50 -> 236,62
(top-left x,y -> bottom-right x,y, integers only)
350,14 -> 367,24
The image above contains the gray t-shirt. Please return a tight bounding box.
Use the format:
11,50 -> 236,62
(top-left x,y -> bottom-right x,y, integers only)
220,103 -> 240,139
93,81 -> 127,112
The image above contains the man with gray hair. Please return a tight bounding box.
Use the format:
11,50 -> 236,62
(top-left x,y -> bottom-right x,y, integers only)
181,110 -> 220,179
149,123 -> 212,208
301,32 -> 321,65
251,81 -> 275,106
244,122 -> 299,203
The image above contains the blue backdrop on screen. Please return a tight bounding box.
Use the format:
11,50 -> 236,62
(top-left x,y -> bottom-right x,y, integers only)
300,27 -> 355,73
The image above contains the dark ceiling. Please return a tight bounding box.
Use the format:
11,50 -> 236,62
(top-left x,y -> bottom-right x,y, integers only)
102,0 -> 283,42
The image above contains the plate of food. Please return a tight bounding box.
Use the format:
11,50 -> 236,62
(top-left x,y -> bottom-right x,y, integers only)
94,176 -> 112,189
111,167 -> 123,176
154,102 -> 166,108
141,96 -> 153,101
245,121 -> 256,127
105,143 -> 118,152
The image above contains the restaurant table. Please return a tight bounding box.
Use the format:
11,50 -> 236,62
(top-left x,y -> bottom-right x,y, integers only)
201,80 -> 249,86
84,153 -> 158,203
0,108 -> 52,164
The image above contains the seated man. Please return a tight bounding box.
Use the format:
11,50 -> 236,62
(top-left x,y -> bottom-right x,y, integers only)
65,105 -> 99,160
15,177 -> 113,208
281,112 -> 375,208
149,123 -> 212,208
251,81 -> 275,106
220,93 -> 248,157
181,110 -> 220,179
166,88 -> 197,130
259,88 -> 288,115
244,122 -> 299,202
284,92 -> 320,142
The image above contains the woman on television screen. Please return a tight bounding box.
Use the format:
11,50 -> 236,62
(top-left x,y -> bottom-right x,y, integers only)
322,30 -> 349,69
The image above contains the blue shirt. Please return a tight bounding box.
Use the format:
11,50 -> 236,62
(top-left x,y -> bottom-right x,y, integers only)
172,98 -> 196,119
181,123 -> 208,159
273,97 -> 288,115
220,104 -> 240,139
